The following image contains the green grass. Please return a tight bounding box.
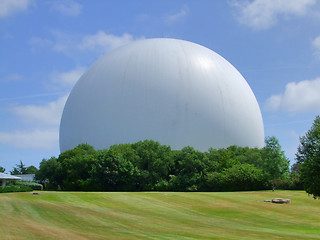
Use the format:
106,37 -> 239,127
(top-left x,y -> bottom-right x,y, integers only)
0,191 -> 319,239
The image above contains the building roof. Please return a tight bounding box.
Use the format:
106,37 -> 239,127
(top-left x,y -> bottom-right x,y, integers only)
0,172 -> 21,180
14,174 -> 35,181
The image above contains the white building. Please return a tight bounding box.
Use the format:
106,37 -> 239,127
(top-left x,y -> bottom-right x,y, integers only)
60,38 -> 264,152
13,174 -> 35,182
0,173 -> 21,186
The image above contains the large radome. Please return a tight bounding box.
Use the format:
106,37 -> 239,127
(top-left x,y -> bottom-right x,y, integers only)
59,38 -> 264,152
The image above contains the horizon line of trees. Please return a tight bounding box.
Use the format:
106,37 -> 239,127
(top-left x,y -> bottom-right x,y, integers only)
2,116 -> 319,198
34,136 -> 298,192
0,160 -> 38,175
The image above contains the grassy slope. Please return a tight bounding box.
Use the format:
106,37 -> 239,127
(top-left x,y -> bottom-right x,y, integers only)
0,191 -> 319,240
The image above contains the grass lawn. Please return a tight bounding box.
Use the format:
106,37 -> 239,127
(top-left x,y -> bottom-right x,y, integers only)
0,190 -> 319,239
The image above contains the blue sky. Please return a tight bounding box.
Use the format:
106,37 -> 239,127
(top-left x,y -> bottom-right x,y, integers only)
1,0 -> 320,171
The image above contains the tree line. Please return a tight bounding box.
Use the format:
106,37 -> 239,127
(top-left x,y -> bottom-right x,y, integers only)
2,116 -> 319,197
34,136 -> 296,192
0,160 -> 38,175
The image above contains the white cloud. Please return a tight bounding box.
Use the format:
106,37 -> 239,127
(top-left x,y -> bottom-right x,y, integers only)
29,31 -> 142,58
1,74 -> 72,150
231,0 -> 317,30
2,73 -> 23,82
265,78 -> 320,112
0,92 -> 65,101
312,35 -> 320,57
164,5 -> 189,25
1,65 -> 88,150
50,0 -> 82,17
78,31 -> 137,53
39,30 -> 141,57
1,94 -> 68,150
29,37 -> 53,47
12,95 -> 68,126
0,0 -> 32,18
51,66 -> 85,88
0,128 -> 58,150
49,30 -> 75,54
313,35 -> 320,48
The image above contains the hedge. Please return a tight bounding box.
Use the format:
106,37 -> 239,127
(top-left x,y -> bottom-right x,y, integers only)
0,185 -> 33,193
15,180 -> 43,190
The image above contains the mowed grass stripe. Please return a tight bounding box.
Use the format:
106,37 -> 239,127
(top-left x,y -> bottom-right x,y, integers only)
0,191 -> 319,239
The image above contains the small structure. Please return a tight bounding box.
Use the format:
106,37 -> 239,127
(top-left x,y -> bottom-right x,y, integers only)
13,174 -> 35,182
0,173 -> 21,186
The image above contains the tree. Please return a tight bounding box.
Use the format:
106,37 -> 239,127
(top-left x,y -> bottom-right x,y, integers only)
290,162 -> 303,190
223,163 -> 265,191
262,136 -> 290,190
90,149 -> 139,191
10,160 -> 27,175
26,165 -> 38,174
0,166 -> 5,173
206,147 -> 238,172
10,161 -> 38,175
131,140 -> 174,190
36,144 -> 97,190
57,143 -> 97,190
35,157 -> 60,189
171,146 -> 205,191
295,115 -> 320,198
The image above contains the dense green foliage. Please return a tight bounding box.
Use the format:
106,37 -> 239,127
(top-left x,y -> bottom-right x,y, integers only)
0,185 -> 32,193
262,136 -> 290,190
36,139 -> 292,191
0,166 -> 5,173
296,115 -> 320,198
10,160 -> 38,175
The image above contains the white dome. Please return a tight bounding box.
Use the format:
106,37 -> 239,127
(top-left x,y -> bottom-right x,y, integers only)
59,38 -> 264,152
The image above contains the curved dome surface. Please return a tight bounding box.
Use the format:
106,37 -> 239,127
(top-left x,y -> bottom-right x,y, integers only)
60,38 -> 264,152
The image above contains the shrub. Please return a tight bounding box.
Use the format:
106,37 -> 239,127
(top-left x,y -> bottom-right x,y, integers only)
154,180 -> 170,191
224,164 -> 266,191
0,185 -> 33,193
15,181 -> 43,190
205,172 -> 227,191
205,164 -> 266,191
